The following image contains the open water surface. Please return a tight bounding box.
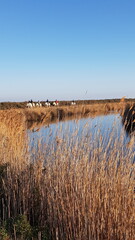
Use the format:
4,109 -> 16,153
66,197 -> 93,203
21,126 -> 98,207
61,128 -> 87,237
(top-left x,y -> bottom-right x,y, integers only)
28,113 -> 134,153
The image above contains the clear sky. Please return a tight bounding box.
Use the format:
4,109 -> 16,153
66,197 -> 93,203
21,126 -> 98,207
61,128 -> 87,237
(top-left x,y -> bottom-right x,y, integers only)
0,0 -> 135,101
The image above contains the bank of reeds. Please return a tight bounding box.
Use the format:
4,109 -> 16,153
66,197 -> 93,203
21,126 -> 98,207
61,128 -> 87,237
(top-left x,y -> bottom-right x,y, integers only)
0,101 -> 131,127
0,111 -> 134,240
11,102 -> 128,126
0,110 -> 28,170
122,104 -> 135,134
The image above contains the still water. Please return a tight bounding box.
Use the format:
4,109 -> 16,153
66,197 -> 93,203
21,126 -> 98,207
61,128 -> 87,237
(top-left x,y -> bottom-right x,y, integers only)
28,113 -> 133,152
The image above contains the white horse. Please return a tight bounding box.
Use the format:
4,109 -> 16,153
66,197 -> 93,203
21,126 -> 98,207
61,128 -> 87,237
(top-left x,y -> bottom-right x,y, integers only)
71,101 -> 76,105
39,103 -> 42,107
26,102 -> 33,108
32,103 -> 35,107
36,102 -> 42,107
45,102 -> 50,107
53,101 -> 59,106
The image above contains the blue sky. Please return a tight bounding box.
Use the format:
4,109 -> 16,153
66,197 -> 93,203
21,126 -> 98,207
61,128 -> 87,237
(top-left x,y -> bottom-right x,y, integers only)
0,0 -> 135,101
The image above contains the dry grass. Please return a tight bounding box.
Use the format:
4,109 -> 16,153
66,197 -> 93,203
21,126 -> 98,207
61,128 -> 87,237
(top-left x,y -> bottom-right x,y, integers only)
0,105 -> 134,239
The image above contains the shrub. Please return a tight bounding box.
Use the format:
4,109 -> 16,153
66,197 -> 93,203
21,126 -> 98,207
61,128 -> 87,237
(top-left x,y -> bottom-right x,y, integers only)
0,227 -> 10,240
5,215 -> 32,240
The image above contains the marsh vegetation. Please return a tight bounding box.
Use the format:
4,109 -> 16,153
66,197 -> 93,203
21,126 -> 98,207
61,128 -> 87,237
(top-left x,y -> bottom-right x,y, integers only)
0,104 -> 134,240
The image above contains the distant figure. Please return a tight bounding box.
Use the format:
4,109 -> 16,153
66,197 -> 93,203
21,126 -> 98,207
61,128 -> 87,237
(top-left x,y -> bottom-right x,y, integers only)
71,100 -> 76,105
45,99 -> 50,107
26,102 -> 33,108
52,100 -> 59,106
36,101 -> 42,107
55,100 -> 59,105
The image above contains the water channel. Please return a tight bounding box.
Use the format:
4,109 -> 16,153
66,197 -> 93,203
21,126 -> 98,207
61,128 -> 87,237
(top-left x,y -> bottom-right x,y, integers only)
28,113 -> 135,158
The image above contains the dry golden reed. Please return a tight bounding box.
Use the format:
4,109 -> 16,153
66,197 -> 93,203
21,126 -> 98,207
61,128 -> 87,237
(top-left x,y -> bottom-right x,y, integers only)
0,105 -> 134,240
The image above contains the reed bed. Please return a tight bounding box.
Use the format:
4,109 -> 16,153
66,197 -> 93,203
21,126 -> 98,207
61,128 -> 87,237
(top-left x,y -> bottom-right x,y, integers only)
0,101 -> 128,126
0,109 -> 134,240
0,110 -> 28,169
23,102 -> 127,123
